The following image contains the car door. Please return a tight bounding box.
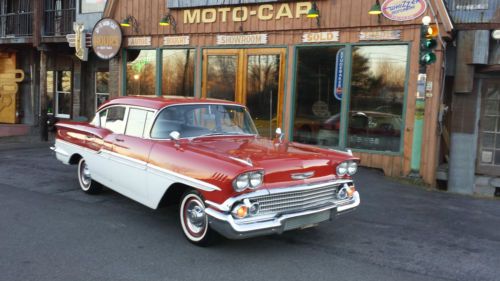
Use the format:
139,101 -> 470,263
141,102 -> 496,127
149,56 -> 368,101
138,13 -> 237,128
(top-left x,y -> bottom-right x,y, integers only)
109,107 -> 156,206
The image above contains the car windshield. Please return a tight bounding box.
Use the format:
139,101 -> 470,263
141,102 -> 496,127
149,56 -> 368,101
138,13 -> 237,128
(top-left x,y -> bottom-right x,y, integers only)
150,104 -> 258,139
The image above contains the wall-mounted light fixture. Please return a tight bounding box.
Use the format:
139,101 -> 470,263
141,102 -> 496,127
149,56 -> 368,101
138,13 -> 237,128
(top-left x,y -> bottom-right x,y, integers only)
120,15 -> 138,33
159,13 -> 177,33
368,0 -> 382,23
307,2 -> 320,27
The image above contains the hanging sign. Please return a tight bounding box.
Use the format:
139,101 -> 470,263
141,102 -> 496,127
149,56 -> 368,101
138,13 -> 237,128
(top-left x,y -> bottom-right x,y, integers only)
382,0 -> 427,22
92,18 -> 122,60
163,36 -> 190,46
216,34 -> 268,45
302,31 -> 339,43
333,48 -> 345,101
127,36 -> 152,47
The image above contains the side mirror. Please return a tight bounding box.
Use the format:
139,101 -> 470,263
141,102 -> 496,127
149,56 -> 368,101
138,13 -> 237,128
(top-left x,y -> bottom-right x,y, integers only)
275,128 -> 284,143
169,131 -> 180,141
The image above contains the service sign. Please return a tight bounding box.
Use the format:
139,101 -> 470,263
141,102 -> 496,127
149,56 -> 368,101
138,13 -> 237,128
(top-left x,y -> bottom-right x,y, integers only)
302,31 -> 339,43
382,0 -> 427,22
92,18 -> 122,60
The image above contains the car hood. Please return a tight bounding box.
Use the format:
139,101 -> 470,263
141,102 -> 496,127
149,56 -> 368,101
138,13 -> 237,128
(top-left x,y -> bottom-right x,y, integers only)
188,136 -> 355,185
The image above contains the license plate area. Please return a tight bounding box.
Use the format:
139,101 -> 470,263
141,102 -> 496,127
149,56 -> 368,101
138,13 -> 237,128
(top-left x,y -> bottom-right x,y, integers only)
283,210 -> 332,231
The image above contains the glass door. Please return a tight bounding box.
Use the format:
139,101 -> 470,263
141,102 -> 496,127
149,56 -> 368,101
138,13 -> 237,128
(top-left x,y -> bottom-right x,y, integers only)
202,48 -> 285,137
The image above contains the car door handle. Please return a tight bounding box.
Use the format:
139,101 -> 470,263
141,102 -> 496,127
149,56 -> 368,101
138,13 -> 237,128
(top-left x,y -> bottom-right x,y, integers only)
115,137 -> 125,142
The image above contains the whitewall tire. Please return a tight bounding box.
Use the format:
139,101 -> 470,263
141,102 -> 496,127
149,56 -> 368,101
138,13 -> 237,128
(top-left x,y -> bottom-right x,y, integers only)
77,158 -> 102,194
179,190 -> 216,246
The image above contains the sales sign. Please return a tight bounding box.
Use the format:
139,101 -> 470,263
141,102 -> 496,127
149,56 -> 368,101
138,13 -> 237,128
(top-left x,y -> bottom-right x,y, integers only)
382,0 -> 427,22
334,48 -> 345,101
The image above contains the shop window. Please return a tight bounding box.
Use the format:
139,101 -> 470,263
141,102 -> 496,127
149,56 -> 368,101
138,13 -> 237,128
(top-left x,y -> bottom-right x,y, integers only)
477,79 -> 500,176
80,0 -> 106,13
348,45 -> 408,152
126,50 -> 157,96
293,46 -> 344,146
95,71 -> 109,109
56,71 -> 72,118
206,55 -> 237,101
162,49 -> 195,97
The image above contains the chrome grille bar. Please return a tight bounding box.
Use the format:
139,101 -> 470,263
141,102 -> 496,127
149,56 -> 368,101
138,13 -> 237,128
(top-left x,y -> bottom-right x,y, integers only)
253,184 -> 339,215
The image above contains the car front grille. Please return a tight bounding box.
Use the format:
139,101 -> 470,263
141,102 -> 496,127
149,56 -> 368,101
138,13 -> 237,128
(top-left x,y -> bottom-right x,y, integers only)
252,184 -> 339,215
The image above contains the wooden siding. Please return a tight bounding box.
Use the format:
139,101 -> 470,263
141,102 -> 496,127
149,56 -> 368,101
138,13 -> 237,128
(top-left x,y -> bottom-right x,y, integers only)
107,0 -> 448,185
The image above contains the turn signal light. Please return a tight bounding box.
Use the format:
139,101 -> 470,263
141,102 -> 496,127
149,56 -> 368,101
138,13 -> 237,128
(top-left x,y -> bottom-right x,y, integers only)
232,205 -> 248,219
347,186 -> 356,198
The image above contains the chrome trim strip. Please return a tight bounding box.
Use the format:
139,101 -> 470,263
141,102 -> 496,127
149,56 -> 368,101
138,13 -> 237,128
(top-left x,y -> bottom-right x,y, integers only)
55,139 -> 101,155
50,146 -> 70,157
228,156 -> 253,167
147,164 -> 221,192
291,171 -> 315,180
100,149 -> 148,168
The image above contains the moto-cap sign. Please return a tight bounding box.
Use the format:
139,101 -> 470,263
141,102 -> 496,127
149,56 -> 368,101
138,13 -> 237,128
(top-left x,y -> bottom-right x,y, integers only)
92,18 -> 122,60
382,0 -> 427,21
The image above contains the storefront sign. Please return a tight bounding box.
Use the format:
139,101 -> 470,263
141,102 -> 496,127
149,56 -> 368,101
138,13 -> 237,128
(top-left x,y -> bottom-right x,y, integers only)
128,37 -> 152,47
163,36 -> 190,46
302,31 -> 339,43
216,34 -> 268,45
67,23 -> 92,61
359,30 -> 401,41
333,48 -> 345,101
382,0 -> 427,21
92,18 -> 122,60
183,2 -> 312,24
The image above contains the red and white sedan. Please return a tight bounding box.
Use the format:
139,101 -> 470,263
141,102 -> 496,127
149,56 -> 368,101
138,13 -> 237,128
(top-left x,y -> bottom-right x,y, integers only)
52,97 -> 360,245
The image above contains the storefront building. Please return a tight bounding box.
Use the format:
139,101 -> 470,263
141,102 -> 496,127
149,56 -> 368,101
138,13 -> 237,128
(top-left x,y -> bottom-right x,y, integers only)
102,0 -> 453,185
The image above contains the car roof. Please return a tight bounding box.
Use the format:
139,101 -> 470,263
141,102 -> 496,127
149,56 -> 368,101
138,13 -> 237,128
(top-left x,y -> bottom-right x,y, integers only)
99,96 -> 243,111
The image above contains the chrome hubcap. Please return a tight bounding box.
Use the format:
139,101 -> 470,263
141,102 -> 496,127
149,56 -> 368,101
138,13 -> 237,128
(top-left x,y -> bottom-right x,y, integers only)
186,201 -> 206,234
81,162 -> 91,186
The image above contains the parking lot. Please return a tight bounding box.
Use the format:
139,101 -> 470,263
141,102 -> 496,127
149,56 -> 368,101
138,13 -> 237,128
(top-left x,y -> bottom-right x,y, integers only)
1,144 -> 499,281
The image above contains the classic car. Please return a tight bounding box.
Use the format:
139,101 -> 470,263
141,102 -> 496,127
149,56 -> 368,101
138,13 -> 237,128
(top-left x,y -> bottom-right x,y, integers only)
52,97 -> 360,246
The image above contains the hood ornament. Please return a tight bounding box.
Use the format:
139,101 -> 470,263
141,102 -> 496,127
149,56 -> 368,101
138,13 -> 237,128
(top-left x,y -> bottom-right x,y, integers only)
291,171 -> 315,180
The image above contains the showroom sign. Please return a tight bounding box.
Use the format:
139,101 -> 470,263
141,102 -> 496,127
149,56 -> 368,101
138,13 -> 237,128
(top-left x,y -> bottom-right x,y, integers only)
382,0 -> 427,21
92,18 -> 122,60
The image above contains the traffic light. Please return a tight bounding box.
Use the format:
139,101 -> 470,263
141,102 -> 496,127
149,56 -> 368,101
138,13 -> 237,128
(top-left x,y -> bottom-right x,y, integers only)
419,24 -> 438,66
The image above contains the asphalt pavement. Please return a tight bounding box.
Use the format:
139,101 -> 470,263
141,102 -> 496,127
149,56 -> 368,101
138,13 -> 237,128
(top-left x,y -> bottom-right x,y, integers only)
0,143 -> 499,281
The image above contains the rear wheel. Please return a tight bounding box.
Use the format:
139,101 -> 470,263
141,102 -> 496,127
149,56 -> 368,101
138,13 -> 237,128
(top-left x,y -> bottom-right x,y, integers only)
77,158 -> 102,194
179,190 -> 216,246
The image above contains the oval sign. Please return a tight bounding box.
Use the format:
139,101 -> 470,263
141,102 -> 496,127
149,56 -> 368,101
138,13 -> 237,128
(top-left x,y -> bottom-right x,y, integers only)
382,0 -> 427,21
92,18 -> 122,60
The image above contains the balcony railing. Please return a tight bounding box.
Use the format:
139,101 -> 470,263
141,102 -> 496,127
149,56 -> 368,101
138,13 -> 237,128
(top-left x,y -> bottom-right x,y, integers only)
43,6 -> 75,36
0,12 -> 33,37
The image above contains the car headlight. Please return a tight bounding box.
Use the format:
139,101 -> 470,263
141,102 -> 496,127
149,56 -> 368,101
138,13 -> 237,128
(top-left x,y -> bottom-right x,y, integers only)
347,161 -> 358,175
249,172 -> 263,188
233,171 -> 264,192
233,173 -> 250,192
336,162 -> 348,176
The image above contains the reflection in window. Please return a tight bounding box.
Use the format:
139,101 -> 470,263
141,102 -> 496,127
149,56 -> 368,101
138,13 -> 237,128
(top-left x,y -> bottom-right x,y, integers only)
126,50 -> 156,96
125,108 -> 153,138
348,45 -> 408,152
103,106 -> 126,134
56,71 -> 72,118
95,71 -> 109,109
162,49 -> 195,97
206,55 -> 237,101
293,46 -> 344,146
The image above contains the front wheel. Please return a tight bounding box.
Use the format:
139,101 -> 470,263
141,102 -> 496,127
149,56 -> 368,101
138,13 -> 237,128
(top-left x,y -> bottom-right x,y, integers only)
77,158 -> 102,194
179,190 -> 216,246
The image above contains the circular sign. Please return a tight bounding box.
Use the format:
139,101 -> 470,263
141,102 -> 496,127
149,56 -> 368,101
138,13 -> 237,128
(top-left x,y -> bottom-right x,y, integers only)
92,18 -> 122,60
382,0 -> 427,22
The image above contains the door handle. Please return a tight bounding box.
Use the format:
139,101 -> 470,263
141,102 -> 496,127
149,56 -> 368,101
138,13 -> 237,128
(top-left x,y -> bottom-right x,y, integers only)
115,137 -> 125,142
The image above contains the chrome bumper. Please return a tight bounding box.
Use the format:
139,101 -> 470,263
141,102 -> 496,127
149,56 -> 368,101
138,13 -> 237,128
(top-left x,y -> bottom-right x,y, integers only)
205,191 -> 360,240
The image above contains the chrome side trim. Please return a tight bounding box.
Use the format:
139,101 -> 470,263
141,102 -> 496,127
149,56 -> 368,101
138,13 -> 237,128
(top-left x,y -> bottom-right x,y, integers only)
147,164 -> 221,192
100,149 -> 148,170
55,139 -> 101,155
50,146 -> 69,157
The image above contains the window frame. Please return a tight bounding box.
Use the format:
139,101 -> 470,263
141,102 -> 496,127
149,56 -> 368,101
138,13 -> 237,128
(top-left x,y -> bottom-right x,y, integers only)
54,70 -> 72,119
160,47 -> 197,98
79,0 -> 106,14
95,70 -> 110,111
124,107 -> 156,138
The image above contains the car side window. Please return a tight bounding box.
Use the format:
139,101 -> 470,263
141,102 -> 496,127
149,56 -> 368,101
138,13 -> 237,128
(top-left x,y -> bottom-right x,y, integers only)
98,110 -> 107,127
125,108 -> 154,138
103,107 -> 126,134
